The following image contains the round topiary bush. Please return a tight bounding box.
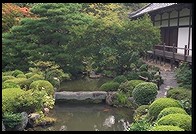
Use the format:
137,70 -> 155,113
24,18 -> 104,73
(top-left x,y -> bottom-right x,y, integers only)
2,88 -> 25,113
132,82 -> 158,105
100,81 -> 120,91
125,72 -> 140,80
2,82 -> 20,89
12,70 -> 24,77
4,78 -> 27,88
166,87 -> 191,101
157,107 -> 188,120
157,113 -> 192,131
25,72 -> 36,79
148,98 -> 182,121
29,80 -> 54,96
113,75 -> 127,84
16,74 -> 26,78
2,76 -> 16,82
150,125 -> 184,131
22,74 -> 44,89
129,80 -> 145,89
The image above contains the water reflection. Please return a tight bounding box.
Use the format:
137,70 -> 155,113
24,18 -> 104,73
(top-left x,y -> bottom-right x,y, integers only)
32,103 -> 134,131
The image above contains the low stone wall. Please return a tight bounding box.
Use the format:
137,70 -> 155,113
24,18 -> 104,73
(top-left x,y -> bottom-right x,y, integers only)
55,91 -> 108,103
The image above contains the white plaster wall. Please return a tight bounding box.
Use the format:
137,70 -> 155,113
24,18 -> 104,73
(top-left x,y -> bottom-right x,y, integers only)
177,27 -> 189,54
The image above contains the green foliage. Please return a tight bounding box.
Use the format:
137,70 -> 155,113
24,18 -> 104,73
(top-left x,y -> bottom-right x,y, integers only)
148,98 -> 182,121
125,72 -> 140,80
166,87 -> 191,101
128,119 -> 152,131
113,75 -> 127,84
2,71 -> 14,76
139,71 -> 153,81
2,76 -> 16,82
4,78 -> 27,89
175,62 -> 192,89
129,80 -> 145,88
16,73 -> 26,78
25,72 -> 36,79
132,82 -> 158,105
157,113 -> 192,131
157,107 -> 187,121
2,112 -> 22,129
133,105 -> 149,121
115,91 -> 129,106
166,87 -> 192,114
2,82 -> 20,89
118,81 -> 134,96
22,74 -> 44,89
139,64 -> 148,72
150,125 -> 184,131
2,88 -> 25,113
12,70 -> 24,77
100,81 -> 120,91
29,80 -> 54,96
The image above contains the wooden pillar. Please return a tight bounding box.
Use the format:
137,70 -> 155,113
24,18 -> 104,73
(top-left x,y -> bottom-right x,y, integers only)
184,45 -> 187,61
163,43 -> 166,65
171,43 -> 175,69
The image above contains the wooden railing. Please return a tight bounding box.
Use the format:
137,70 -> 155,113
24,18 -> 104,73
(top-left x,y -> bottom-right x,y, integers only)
145,43 -> 192,69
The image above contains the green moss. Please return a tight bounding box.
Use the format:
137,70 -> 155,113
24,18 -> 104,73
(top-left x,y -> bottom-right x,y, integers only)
148,98 -> 182,121
132,82 -> 158,105
157,107 -> 188,120
150,125 -> 184,131
157,113 -> 192,131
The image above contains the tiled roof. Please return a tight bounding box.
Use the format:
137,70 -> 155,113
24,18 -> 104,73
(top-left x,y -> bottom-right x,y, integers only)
129,3 -> 178,18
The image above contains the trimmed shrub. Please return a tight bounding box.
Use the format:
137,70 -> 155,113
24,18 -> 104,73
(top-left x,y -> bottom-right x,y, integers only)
22,74 -> 44,89
16,74 -> 26,78
139,64 -> 148,72
139,71 -> 153,81
128,119 -> 152,131
25,72 -> 36,79
2,82 -> 20,89
125,72 -> 140,80
2,88 -> 25,113
2,76 -> 15,82
129,80 -> 145,88
2,71 -> 14,76
133,105 -> 149,121
157,113 -> 192,131
14,89 -> 52,113
157,107 -> 188,120
148,98 -> 182,121
29,80 -> 54,96
132,82 -> 158,105
130,63 -> 136,71
113,75 -> 127,84
150,125 -> 184,131
166,87 -> 191,101
118,81 -> 134,96
2,112 -> 22,129
100,81 -> 120,91
4,78 -> 27,89
12,70 -> 24,77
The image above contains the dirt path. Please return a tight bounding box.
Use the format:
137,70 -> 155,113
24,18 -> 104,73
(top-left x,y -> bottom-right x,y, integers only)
142,60 -> 178,98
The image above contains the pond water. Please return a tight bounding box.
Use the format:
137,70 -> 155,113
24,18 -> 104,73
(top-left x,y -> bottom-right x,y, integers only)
32,102 -> 134,131
59,77 -> 112,91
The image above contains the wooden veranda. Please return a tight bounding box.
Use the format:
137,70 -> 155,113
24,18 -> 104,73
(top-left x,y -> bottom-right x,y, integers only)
145,43 -> 192,68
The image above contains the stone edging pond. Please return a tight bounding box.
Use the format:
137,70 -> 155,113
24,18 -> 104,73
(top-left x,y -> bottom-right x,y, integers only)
55,91 -> 117,104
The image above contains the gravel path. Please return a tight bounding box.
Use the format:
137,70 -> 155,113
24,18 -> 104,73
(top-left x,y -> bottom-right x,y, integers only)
156,70 -> 178,98
142,59 -> 178,98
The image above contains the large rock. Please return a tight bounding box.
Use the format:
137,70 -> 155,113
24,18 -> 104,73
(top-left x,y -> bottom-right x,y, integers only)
14,112 -> 28,131
55,91 -> 107,103
105,92 -> 117,105
28,113 -> 41,127
2,121 -> 5,131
